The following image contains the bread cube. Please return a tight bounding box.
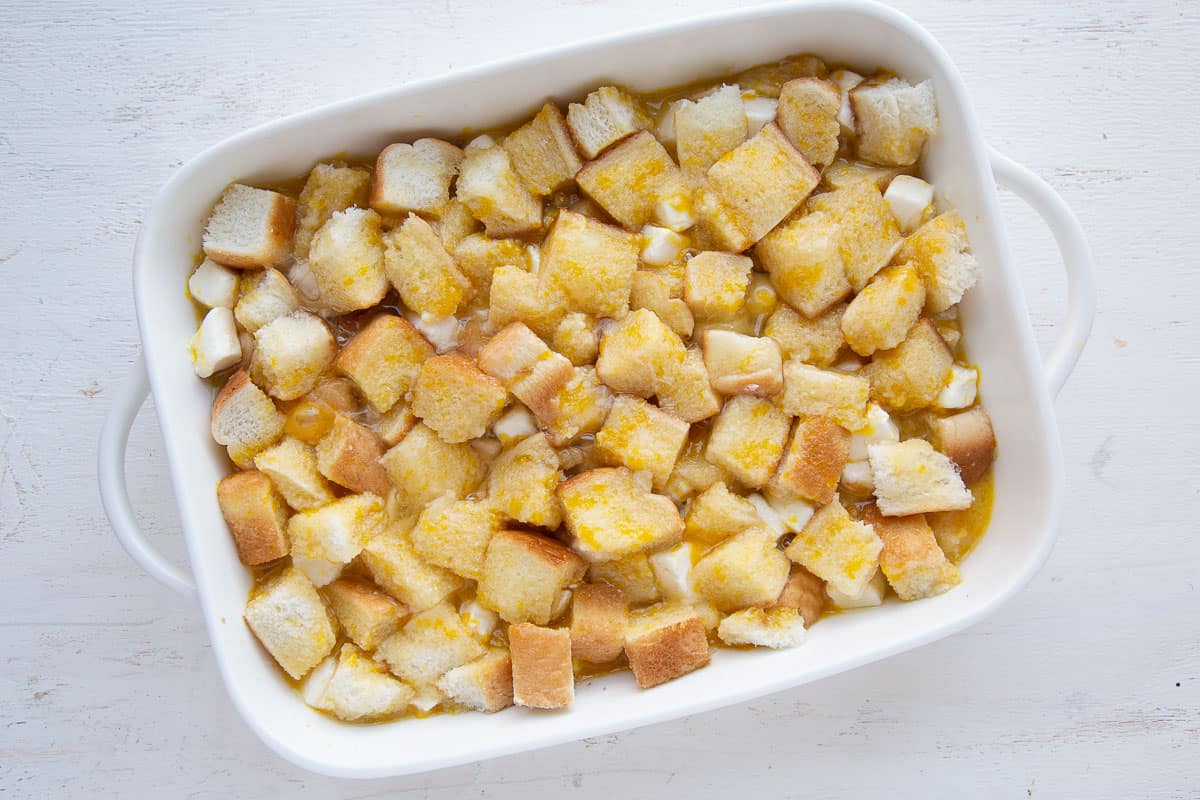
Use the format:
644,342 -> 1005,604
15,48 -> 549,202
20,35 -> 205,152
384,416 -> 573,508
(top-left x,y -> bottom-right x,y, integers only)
548,312 -> 598,366
595,396 -> 689,490
588,553 -> 661,605
779,360 -> 870,429
827,568 -> 887,609
683,482 -> 760,547
841,263 -> 926,356
566,85 -> 647,159
575,131 -> 687,231
287,493 -> 385,581
538,209 -> 639,318
657,346 -> 721,424
453,233 -> 527,296
700,330 -> 783,397
437,650 -> 514,713
693,527 -> 790,611
704,396 -> 790,489
821,159 -> 904,193
334,314 -> 434,414
776,78 -> 841,168
234,267 -> 300,333
683,251 -> 752,321
863,505 -> 960,600
370,138 -> 464,216
487,264 -> 563,339
189,258 -> 240,309
784,499 -> 882,596
456,144 -> 542,238
704,124 -> 820,245
216,470 -> 290,565
375,601 -> 486,687
557,467 -> 683,562
624,608 -> 710,688
674,84 -> 749,178
931,407 -> 996,485
211,370 -> 285,468
362,524 -> 467,612
294,163 -> 371,259
504,102 -> 583,196
410,495 -> 505,580
477,322 -> 575,425
869,438 -> 972,516
409,353 -> 508,443
244,566 -> 336,679
203,183 -> 294,269
307,207 -> 390,313
249,311 -> 336,401
478,530 -> 587,624
763,304 -> 845,367
312,643 -> 414,722
542,366 -> 614,447
313,414 -> 390,496
595,308 -> 687,397
323,578 -> 406,651
895,210 -> 979,313
755,211 -> 851,318
486,432 -> 563,529
380,423 -> 484,512
863,319 -> 953,411
253,437 -> 334,511
851,78 -> 938,167
570,583 -> 628,663
509,623 -> 574,708
631,269 -> 693,338
383,214 -> 471,318
717,606 -> 806,649
693,184 -> 752,253
773,566 -> 827,627
809,185 -> 900,294
767,415 -> 851,505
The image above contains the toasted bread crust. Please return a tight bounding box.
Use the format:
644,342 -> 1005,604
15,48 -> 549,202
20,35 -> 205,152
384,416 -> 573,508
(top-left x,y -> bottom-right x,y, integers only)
316,414 -> 391,496
216,470 -> 290,565
509,623 -> 574,708
773,566 -> 828,627
769,415 -> 851,505
324,578 -> 407,650
569,583 -> 627,664
624,615 -> 710,688
931,406 -> 996,485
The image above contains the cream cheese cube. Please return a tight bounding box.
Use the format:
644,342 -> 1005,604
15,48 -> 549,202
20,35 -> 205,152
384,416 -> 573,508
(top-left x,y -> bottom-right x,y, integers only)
884,174 -> 935,233
492,404 -> 538,446
848,403 -> 900,461
937,364 -> 979,409
742,95 -> 779,136
460,598 -> 499,639
650,542 -> 699,603
190,307 -> 242,378
188,258 -> 240,308
831,70 -> 864,134
640,224 -> 688,266
826,568 -> 887,609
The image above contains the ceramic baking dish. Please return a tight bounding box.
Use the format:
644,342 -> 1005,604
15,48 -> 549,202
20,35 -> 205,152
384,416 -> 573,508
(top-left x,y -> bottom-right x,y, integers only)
98,0 -> 1096,778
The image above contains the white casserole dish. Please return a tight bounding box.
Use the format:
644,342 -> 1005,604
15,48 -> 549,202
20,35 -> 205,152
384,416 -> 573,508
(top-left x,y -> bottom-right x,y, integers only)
98,0 -> 1096,778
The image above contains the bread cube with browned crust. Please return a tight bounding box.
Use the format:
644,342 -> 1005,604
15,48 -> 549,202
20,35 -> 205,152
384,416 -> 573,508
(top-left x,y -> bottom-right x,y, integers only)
763,304 -> 846,367
631,270 -> 694,338
807,181 -> 903,292
683,481 -> 761,548
478,530 -> 586,625
411,495 -> 505,580
779,360 -> 870,429
624,607 -> 710,688
324,578 -> 408,650
557,467 -> 684,562
841,263 -> 926,356
486,432 -> 564,529
657,346 -> 721,424
245,566 -> 336,679
375,601 -> 486,688
410,353 -> 508,443
211,369 -> 285,468
254,437 -> 335,511
773,566 -> 827,627
776,78 -> 841,168
931,406 -> 996,485
204,183 -> 295,269
784,499 -> 882,596
895,210 -> 979,313
755,211 -> 851,319
595,308 -> 688,397
595,395 -> 690,490
538,209 -> 639,318
477,323 -> 575,425
674,84 -> 749,178
701,330 -> 783,397
683,251 -> 752,322
383,214 -> 471,318
380,423 -> 484,510
370,138 -> 464,216
509,623 -> 575,708
693,527 -> 790,611
334,314 -> 433,414
315,414 -> 391,497
504,102 -> 583,196
862,504 -> 960,600
705,396 -> 790,489
293,163 -> 371,259
362,523 -> 467,613
850,78 -> 938,167
588,553 -> 661,605
570,583 -> 628,664
217,470 -> 291,565
665,444 -> 726,503
307,207 -> 390,314
768,415 -> 850,505
567,85 -> 648,160
862,319 -> 953,411
457,143 -> 543,238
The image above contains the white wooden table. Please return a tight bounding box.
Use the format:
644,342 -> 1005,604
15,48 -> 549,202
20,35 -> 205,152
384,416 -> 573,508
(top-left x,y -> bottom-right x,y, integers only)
2,0 -> 1197,796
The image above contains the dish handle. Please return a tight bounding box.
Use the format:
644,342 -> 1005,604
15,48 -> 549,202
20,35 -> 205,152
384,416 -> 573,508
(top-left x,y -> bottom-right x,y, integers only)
97,353 -> 196,596
989,147 -> 1097,397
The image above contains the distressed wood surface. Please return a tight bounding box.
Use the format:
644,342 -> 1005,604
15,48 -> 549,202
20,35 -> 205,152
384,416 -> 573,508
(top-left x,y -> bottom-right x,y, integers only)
1,0 -> 1197,796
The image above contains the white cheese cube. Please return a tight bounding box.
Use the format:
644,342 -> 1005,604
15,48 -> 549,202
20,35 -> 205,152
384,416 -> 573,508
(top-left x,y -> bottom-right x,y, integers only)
770,495 -> 815,533
747,493 -> 785,536
188,258 -> 240,308
525,243 -> 540,275
848,403 -> 900,461
492,404 -> 538,445
831,70 -> 864,133
742,95 -> 779,136
408,313 -> 462,353
937,365 -> 978,409
841,460 -> 875,494
299,655 -> 338,710
640,224 -> 688,266
656,100 -> 685,149
884,174 -> 935,233
460,598 -> 499,639
649,542 -> 699,603
291,555 -> 342,587
465,134 -> 496,152
827,568 -> 887,609
410,687 -> 442,713
654,192 -> 696,233
190,307 -> 242,378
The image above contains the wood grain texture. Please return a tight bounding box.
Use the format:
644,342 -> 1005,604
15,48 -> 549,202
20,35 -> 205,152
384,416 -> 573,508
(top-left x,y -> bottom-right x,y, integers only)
1,0 -> 1198,796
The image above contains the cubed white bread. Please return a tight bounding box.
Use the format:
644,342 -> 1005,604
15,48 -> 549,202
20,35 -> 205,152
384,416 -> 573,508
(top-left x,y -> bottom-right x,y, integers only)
576,131 -> 689,231
551,312 -> 600,366
595,308 -> 688,398
492,403 -> 538,447
381,422 -> 484,511
831,70 -> 864,134
742,94 -> 779,136
784,499 -> 882,597
203,183 -> 295,269
477,530 -> 586,625
639,224 -> 689,267
293,163 -> 371,258
410,353 -> 508,443
734,53 -> 827,98
504,102 -> 583,196
249,311 -> 336,401
189,258 -> 240,309
692,527 -> 790,611
718,606 -> 806,649
884,174 -> 934,234
363,523 -> 467,612
453,233 -> 527,296
631,268 -> 693,338
863,318 -> 954,411
477,323 -> 574,424
545,369 -> 614,451
658,346 -> 721,424
190,307 -> 242,378
508,623 -> 575,708
937,365 -> 978,410
705,396 -> 791,489
557,467 -> 683,562
233,267 -> 300,333
373,404 -> 415,450
776,78 -> 841,168
313,643 -> 414,722
287,493 -> 385,579
436,199 -> 488,248
773,566 -> 827,627
623,608 -> 710,688
370,138 -> 464,216
595,395 -> 689,490
848,402 -> 900,461
375,601 -> 486,688
683,482 -> 760,547
333,314 -> 432,414
768,415 -> 851,505
763,304 -> 846,367
841,263 -> 927,356
324,578 -> 407,650
588,553 -> 661,605
456,144 -> 543,238
487,264 -> 563,340
780,360 -> 870,430
410,495 -> 504,580
306,207 -> 390,314
693,184 -> 753,253
704,123 -> 820,246
821,160 -> 904,194
486,432 -> 564,528
806,181 -> 903,292
253,437 -> 335,511
826,568 -> 887,609
674,84 -> 749,178
755,211 -> 851,319
851,78 -> 938,167
566,85 -> 647,159
930,406 -> 996,485
683,251 -> 752,322
895,210 -> 979,313
216,470 -> 290,565
244,566 -> 337,679
863,505 -> 961,600
649,541 -> 700,604
314,414 -> 391,496
538,209 -> 639,318
383,214 -> 471,318
868,438 -> 972,515
700,330 -> 783,397
211,369 -> 285,467
437,650 -> 514,713
570,582 -> 628,663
